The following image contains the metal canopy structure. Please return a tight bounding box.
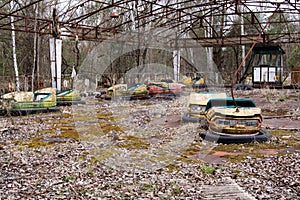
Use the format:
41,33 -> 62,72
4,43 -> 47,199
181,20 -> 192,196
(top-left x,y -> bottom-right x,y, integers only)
0,0 -> 299,47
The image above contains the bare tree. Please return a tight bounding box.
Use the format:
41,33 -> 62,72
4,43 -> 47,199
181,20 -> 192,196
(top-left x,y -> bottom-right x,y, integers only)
10,0 -> 20,91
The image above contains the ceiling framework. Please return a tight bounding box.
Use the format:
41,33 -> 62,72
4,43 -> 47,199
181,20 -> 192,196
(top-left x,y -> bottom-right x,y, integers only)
0,0 -> 299,47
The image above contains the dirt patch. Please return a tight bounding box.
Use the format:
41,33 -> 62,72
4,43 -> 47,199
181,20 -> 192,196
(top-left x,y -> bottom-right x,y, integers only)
150,114 -> 182,128
236,89 -> 300,130
263,118 -> 300,130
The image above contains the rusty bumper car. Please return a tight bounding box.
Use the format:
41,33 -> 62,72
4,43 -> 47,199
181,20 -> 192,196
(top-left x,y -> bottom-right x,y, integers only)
200,98 -> 271,144
56,89 -> 85,106
182,91 -> 227,123
0,87 -> 59,116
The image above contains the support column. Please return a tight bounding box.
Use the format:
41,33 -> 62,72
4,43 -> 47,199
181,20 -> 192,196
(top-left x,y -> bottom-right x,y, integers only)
173,49 -> 180,82
49,38 -> 62,91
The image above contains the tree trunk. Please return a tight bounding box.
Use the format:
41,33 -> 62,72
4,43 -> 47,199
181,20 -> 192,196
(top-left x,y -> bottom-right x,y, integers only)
10,1 -> 20,92
32,2 -> 39,91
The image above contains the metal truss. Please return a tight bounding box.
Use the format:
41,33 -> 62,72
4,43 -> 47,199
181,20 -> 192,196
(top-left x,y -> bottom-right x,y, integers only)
0,0 -> 299,47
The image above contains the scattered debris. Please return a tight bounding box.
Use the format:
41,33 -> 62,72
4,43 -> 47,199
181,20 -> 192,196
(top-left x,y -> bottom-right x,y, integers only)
0,89 -> 299,198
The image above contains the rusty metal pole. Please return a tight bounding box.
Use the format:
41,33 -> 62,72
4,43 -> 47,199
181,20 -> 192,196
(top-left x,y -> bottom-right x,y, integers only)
231,3 -> 281,111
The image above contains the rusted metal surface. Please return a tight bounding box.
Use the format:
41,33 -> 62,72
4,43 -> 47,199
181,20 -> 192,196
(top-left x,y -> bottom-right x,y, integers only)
0,1 -> 299,46
291,68 -> 300,85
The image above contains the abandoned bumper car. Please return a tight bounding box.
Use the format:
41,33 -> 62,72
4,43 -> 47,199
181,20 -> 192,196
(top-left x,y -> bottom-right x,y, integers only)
182,91 -> 227,123
0,87 -> 59,116
99,83 -> 149,100
97,81 -> 185,100
147,82 -> 184,98
56,89 -> 85,106
200,98 -> 272,144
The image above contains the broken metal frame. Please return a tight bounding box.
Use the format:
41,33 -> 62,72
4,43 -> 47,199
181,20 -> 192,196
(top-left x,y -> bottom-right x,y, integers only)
0,0 -> 298,46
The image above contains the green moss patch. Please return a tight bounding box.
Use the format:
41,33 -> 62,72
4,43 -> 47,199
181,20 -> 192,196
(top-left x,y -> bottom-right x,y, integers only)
95,112 -> 115,121
89,148 -> 122,162
59,130 -> 79,141
165,164 -> 182,173
99,120 -> 124,134
212,129 -> 300,162
116,135 -> 150,149
182,143 -> 202,157
201,164 -> 216,174
24,137 -> 53,148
